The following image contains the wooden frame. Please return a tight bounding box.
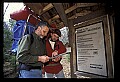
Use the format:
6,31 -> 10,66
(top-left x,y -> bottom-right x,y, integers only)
72,15 -> 114,78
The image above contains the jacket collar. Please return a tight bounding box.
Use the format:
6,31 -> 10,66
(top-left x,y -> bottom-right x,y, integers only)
32,32 -> 43,40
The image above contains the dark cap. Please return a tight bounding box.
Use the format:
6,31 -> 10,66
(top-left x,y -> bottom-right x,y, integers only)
52,29 -> 61,37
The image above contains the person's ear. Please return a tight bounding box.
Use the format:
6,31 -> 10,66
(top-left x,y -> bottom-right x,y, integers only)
50,33 -> 52,36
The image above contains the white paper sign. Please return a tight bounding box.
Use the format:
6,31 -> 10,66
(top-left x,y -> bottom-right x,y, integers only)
76,22 -> 107,76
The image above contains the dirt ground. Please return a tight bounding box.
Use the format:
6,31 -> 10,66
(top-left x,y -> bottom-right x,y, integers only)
60,54 -> 71,78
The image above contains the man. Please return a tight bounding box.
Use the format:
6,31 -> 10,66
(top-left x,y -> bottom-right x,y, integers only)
44,29 -> 66,78
17,21 -> 50,78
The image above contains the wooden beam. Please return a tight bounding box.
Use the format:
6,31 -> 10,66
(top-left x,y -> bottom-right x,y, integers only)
25,3 -> 44,15
39,3 -> 54,15
67,19 -> 77,78
77,3 -> 98,7
68,10 -> 91,20
73,9 -> 106,25
52,3 -> 68,27
48,15 -> 59,23
48,3 -> 98,23
65,3 -> 98,14
41,14 -> 51,25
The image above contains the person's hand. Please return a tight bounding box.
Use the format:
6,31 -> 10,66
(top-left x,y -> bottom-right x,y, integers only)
38,55 -> 49,63
52,50 -> 58,56
52,55 -> 62,62
52,50 -> 62,62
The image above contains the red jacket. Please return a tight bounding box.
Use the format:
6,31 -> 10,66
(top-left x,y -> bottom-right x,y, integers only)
44,39 -> 66,74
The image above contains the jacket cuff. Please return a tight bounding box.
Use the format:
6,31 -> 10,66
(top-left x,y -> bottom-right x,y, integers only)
33,56 -> 38,62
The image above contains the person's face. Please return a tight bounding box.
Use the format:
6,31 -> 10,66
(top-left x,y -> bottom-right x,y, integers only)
51,33 -> 59,41
37,26 -> 49,38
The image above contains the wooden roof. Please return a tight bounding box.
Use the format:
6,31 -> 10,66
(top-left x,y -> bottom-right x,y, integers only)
24,3 -> 105,29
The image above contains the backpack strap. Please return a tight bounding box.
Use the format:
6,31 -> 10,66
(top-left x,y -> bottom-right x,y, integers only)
30,33 -> 34,46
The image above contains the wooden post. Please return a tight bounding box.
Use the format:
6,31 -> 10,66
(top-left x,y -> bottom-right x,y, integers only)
68,19 -> 77,78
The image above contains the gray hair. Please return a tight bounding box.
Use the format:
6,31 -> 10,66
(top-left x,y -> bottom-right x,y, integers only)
35,21 -> 49,30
